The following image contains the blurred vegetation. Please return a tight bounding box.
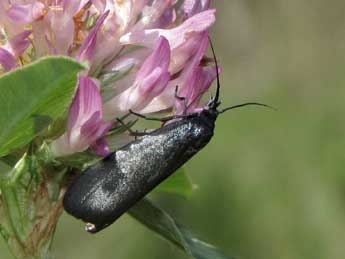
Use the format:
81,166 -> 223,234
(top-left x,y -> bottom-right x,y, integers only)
1,0 -> 345,258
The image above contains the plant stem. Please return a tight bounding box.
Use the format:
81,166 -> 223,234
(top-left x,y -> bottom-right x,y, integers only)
0,149 -> 67,259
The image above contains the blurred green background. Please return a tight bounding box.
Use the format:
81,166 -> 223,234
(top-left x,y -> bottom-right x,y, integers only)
2,1 -> 345,258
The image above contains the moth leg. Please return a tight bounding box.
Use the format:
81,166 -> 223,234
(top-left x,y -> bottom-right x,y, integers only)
129,109 -> 197,123
116,118 -> 149,139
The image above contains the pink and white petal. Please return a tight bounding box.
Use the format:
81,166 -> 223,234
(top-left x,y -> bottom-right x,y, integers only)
181,0 -> 211,18
137,36 -> 170,79
89,122 -> 113,156
186,66 -> 218,112
63,0 -> 90,16
140,33 -> 211,114
178,68 -> 205,113
0,48 -> 17,71
148,71 -> 170,97
199,66 -> 219,92
106,48 -> 150,72
95,121 -> 113,139
90,33 -> 122,73
103,87 -> 135,118
77,77 -> 103,118
51,75 -> 110,157
173,32 -> 209,95
0,2 -> 23,35
45,11 -> 75,55
164,9 -> 215,48
7,30 -> 32,56
113,0 -> 134,30
66,76 -> 103,132
100,48 -> 148,101
154,7 -> 176,29
103,48 -> 150,92
77,112 -> 111,154
103,36 -> 171,117
120,9 -> 216,49
138,67 -> 163,94
121,0 -> 148,29
137,79 -> 177,114
138,98 -> 172,114
91,0 -> 148,70
91,137 -> 110,157
31,20 -> 51,57
139,69 -> 170,98
7,3 -> 45,24
68,120 -> 97,153
78,112 -> 103,143
133,0 -> 175,30
169,33 -> 203,73
91,0 -> 106,13
105,73 -> 137,98
79,112 -> 112,143
77,11 -> 109,64
103,69 -> 169,117
67,84 -> 82,132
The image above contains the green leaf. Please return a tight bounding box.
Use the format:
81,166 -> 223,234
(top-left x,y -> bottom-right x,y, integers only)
155,167 -> 195,198
0,57 -> 84,157
128,198 -> 232,259
0,161 -> 11,176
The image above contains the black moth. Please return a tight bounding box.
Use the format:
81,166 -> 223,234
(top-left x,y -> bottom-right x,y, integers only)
63,39 -> 268,233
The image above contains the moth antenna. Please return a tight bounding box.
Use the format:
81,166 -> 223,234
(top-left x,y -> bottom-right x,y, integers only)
208,37 -> 221,109
219,102 -> 276,114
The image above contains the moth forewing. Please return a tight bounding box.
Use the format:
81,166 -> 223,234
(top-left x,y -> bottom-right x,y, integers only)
63,114 -> 216,233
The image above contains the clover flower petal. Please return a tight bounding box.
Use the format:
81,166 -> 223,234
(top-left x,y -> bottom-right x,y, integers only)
103,36 -> 171,118
51,76 -> 112,157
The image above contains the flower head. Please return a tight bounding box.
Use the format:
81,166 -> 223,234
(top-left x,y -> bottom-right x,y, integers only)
0,0 -> 219,157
